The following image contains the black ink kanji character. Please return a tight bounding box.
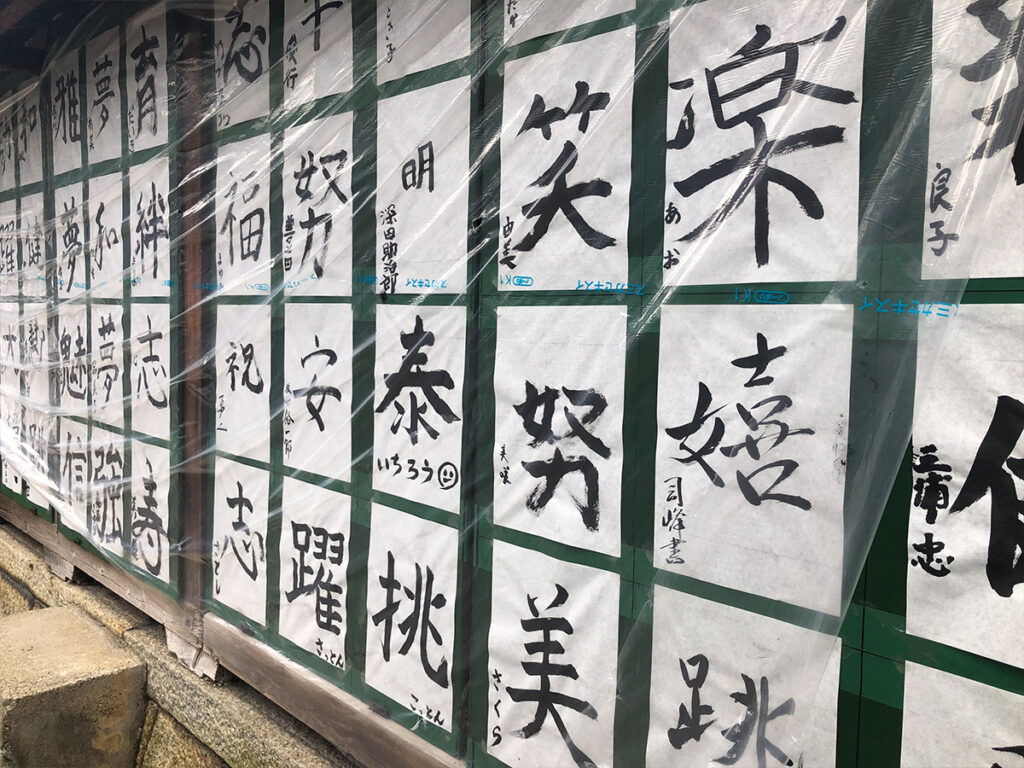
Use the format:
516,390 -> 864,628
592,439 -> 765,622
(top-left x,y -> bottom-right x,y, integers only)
60,321 -> 89,401
92,444 -> 125,545
62,431 -> 88,501
93,201 -> 120,274
371,552 -> 450,688
130,26 -> 159,136
298,207 -> 331,278
668,654 -> 716,750
667,79 -> 696,150
506,585 -> 598,768
910,531 -> 954,577
666,382 -> 727,487
135,180 -> 168,279
91,54 -> 116,139
670,18 -> 856,267
518,81 -> 609,140
53,69 -> 81,146
222,2 -> 267,84
720,395 -> 815,464
514,383 -> 610,458
402,141 -> 435,192
95,313 -> 120,404
301,0 -> 344,52
515,383 -> 610,530
949,395 -> 1024,597
293,334 -> 341,431
960,0 -> 1024,160
60,197 -> 83,292
221,170 -> 266,265
514,141 -> 615,253
136,315 -> 168,408
927,220 -> 959,256
285,521 -> 345,634
736,459 -> 812,511
226,341 -> 265,394
293,150 -> 349,206
929,163 -> 953,213
912,444 -> 952,524
375,315 -> 460,445
226,481 -> 264,580
130,459 -> 166,576
716,674 -> 795,768
731,333 -> 786,388
992,745 -> 1024,768
522,448 -> 600,530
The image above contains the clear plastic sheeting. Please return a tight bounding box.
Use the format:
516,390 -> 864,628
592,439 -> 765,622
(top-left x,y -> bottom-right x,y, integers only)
0,0 -> 1021,766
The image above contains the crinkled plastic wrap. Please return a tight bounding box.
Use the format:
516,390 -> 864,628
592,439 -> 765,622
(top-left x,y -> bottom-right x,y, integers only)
0,0 -> 1021,765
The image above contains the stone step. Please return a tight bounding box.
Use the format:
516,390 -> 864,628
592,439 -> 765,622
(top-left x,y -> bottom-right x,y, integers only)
0,605 -> 146,768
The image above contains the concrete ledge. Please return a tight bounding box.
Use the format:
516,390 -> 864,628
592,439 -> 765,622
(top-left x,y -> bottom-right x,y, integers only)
138,703 -> 228,768
0,513 -> 361,768
124,625 -> 360,768
0,606 -> 147,768
0,521 -> 154,637
0,496 -> 200,643
204,614 -> 465,768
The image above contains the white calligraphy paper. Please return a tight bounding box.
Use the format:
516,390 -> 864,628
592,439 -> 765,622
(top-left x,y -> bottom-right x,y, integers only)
283,0 -> 353,108
647,587 -> 840,768
654,304 -> 853,615
283,303 -> 352,480
907,303 -> 1024,668
86,26 -> 123,164
90,304 -> 124,428
130,156 -> 172,297
377,0 -> 472,83
51,48 -> 83,176
90,425 -> 127,556
57,304 -> 89,414
215,0 -> 270,126
376,77 -> 470,294
365,503 -> 458,730
212,457 -> 268,623
493,305 -> 626,556
278,477 -> 351,668
216,304 -> 271,462
56,417 -> 90,536
89,172 -> 125,298
216,134 -> 272,295
54,182 -> 86,298
18,193 -> 45,298
922,0 -> 1024,279
487,541 -> 619,768
130,440 -> 171,583
15,82 -> 42,186
126,5 -> 169,152
282,112 -> 353,296
901,663 -> 1024,768
131,304 -> 172,441
372,304 -> 465,511
499,28 -> 634,291
663,0 -> 865,286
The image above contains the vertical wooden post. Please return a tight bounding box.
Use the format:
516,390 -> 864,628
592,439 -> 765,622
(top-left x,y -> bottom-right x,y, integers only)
176,6 -> 213,619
